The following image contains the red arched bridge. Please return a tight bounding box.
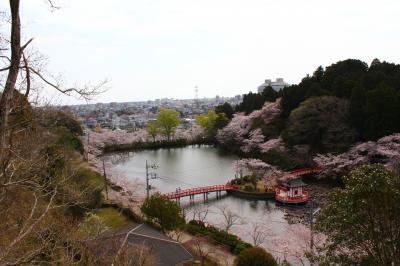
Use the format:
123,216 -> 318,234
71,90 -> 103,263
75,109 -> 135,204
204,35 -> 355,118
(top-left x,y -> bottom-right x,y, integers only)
163,167 -> 322,203
164,184 -> 239,201
279,167 -> 322,180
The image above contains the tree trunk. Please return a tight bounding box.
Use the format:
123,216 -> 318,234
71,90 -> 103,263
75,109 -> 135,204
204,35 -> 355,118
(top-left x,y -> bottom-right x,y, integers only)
0,0 -> 21,162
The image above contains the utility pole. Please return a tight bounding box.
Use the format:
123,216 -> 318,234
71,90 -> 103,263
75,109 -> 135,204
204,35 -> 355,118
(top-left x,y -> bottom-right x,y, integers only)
235,160 -> 238,178
310,201 -> 314,250
146,160 -> 159,199
85,131 -> 90,161
310,201 -> 321,251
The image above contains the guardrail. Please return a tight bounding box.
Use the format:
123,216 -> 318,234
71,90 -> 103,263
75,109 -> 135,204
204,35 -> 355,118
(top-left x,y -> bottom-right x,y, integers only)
281,167 -> 322,180
165,184 -> 240,199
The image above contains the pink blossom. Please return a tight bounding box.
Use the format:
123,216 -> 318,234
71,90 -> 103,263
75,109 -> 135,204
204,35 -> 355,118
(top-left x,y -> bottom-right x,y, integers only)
174,126 -> 204,141
234,158 -> 275,177
216,113 -> 252,146
248,98 -> 282,124
217,98 -> 282,149
242,129 -> 265,153
259,138 -> 283,153
314,133 -> 400,178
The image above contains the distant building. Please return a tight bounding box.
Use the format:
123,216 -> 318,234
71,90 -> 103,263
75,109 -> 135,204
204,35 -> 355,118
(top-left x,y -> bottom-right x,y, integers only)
258,78 -> 290,93
234,95 -> 242,101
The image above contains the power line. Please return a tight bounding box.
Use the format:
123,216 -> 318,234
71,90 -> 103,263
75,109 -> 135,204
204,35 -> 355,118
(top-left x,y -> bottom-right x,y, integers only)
160,162 -> 233,176
158,176 -> 199,187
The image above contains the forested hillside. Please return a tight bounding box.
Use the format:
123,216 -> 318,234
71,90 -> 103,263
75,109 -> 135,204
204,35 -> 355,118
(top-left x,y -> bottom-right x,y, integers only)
0,2 -> 140,264
0,96 -> 108,263
281,59 -> 400,141
215,59 -> 400,173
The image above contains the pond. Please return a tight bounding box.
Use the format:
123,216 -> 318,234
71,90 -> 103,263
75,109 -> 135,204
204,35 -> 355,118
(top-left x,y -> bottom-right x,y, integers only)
104,145 -> 313,265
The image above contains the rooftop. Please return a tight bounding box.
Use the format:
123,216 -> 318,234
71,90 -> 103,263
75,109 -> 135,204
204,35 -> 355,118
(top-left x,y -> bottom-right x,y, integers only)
286,178 -> 307,188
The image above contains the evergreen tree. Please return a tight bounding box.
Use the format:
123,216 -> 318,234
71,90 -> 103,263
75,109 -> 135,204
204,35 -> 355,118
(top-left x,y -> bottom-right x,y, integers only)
365,83 -> 400,139
141,193 -> 185,233
349,85 -> 366,138
215,102 -> 234,119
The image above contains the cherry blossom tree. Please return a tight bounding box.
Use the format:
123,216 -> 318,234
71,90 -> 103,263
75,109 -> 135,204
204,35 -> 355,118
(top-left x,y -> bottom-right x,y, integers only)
248,98 -> 282,124
241,129 -> 265,153
234,159 -> 272,178
260,137 -> 283,153
314,133 -> 400,179
216,113 -> 252,147
263,168 -> 285,189
217,98 -> 282,152
174,125 -> 204,141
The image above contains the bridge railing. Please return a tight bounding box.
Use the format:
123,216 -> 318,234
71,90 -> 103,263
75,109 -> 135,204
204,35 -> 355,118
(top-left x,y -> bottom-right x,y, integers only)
164,167 -> 322,200
281,167 -> 322,180
165,184 -> 239,199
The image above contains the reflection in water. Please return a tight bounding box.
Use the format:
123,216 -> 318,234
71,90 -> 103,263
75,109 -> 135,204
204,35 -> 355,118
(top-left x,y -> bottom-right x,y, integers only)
108,152 -> 131,165
104,145 -> 311,265
104,145 -> 239,192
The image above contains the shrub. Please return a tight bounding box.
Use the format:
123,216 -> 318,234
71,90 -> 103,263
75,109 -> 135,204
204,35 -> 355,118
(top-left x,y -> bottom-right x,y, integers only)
233,242 -> 251,254
44,110 -> 84,136
56,126 -> 84,154
244,185 -> 254,192
186,220 -> 251,254
231,178 -> 245,185
234,247 -> 277,266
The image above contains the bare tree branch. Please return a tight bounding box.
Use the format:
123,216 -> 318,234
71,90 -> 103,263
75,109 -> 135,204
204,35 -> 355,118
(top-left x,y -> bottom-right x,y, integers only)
28,67 -> 107,100
217,205 -> 242,232
20,38 -> 33,52
47,0 -> 61,10
22,52 -> 30,96
251,222 -> 270,246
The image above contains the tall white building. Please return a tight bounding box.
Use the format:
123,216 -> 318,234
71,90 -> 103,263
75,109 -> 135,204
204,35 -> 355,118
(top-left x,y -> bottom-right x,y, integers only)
258,78 -> 290,93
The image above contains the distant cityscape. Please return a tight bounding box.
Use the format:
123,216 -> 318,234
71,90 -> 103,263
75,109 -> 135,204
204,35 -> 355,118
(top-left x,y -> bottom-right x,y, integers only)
67,95 -> 242,131
66,77 -> 290,132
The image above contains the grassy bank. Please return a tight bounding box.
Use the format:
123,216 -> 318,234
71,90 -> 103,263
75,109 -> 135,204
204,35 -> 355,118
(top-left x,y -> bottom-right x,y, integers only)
95,207 -> 130,229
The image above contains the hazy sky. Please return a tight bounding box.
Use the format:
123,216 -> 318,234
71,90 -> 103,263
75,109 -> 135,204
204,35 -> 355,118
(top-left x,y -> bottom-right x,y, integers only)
2,0 -> 400,104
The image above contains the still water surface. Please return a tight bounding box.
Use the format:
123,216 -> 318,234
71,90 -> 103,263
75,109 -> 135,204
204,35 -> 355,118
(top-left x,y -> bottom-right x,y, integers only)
105,145 -> 237,192
105,145 -> 311,265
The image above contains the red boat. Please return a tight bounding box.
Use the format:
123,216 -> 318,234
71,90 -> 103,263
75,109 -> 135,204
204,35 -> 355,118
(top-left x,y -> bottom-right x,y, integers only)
275,178 -> 309,204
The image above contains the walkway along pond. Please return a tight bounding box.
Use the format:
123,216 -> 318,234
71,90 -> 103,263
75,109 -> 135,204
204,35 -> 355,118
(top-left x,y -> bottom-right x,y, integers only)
103,145 -> 319,265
